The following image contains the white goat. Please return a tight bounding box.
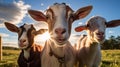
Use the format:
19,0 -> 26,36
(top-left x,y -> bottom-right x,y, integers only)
28,3 -> 92,67
75,16 -> 120,67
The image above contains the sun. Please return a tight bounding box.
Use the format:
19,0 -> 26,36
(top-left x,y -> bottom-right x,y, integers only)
41,31 -> 50,41
35,31 -> 50,42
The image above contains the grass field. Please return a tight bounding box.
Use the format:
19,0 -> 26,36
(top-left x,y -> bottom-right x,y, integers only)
101,50 -> 120,67
0,49 -> 120,67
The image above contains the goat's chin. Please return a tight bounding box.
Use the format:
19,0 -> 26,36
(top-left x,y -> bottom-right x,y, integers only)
56,40 -> 67,45
95,38 -> 105,44
52,38 -> 68,46
19,44 -> 28,49
50,35 -> 69,46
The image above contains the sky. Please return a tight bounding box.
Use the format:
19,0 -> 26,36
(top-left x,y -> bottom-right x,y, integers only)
0,0 -> 120,47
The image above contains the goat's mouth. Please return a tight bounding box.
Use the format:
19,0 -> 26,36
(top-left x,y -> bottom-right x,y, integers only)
57,38 -> 66,43
97,38 -> 104,41
55,37 -> 67,45
19,43 -> 27,49
19,44 -> 26,47
95,35 -> 105,42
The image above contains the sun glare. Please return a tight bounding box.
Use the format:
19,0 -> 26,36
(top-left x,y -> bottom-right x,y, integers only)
41,31 -> 50,41
35,31 -> 50,42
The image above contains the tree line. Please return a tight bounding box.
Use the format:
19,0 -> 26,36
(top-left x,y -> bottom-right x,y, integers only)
102,36 -> 120,50
2,35 -> 120,50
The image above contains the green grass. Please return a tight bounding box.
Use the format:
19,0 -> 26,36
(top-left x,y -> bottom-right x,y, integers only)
101,50 -> 120,67
0,49 -> 20,67
0,49 -> 120,67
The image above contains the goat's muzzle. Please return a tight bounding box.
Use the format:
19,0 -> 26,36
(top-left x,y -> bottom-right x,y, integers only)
54,28 -> 67,45
96,32 -> 105,41
19,39 -> 27,47
55,28 -> 66,36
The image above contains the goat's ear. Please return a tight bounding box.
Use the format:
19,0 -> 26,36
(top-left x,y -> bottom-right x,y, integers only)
75,25 -> 87,32
106,20 -> 120,28
74,6 -> 93,20
4,22 -> 19,33
33,29 -> 48,35
28,10 -> 47,22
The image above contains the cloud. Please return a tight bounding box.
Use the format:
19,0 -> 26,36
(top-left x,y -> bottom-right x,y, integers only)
108,30 -> 114,34
33,22 -> 48,30
78,22 -> 84,25
0,1 -> 31,27
69,34 -> 81,45
67,3 -> 71,6
3,42 -> 18,48
40,3 -> 44,6
0,33 -> 9,37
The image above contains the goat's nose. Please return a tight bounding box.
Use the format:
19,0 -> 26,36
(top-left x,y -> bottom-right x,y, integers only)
97,32 -> 104,36
55,28 -> 66,35
19,39 -> 26,44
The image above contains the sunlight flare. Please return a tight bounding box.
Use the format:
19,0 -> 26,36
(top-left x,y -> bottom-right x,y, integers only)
35,31 -> 50,42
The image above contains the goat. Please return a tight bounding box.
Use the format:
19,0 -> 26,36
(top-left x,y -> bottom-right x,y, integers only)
75,16 -> 120,67
28,3 -> 92,67
4,22 -> 47,67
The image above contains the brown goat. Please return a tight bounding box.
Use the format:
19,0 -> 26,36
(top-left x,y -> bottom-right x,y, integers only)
4,22 -> 47,67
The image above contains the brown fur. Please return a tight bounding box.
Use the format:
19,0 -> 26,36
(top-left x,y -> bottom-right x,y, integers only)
4,22 -> 47,67
18,44 -> 42,67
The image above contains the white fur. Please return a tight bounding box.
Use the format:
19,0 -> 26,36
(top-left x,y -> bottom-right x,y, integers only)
77,36 -> 101,67
41,39 -> 76,67
76,16 -> 107,67
41,4 -> 76,67
50,4 -> 69,45
18,31 -> 28,49
23,48 -> 30,60
18,24 -> 31,49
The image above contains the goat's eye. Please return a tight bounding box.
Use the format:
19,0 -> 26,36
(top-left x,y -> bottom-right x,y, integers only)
69,14 -> 74,21
70,14 -> 74,18
86,24 -> 89,27
46,14 -> 53,20
31,30 -> 35,34
18,29 -> 22,35
18,29 -> 21,33
105,22 -> 107,25
46,15 -> 49,19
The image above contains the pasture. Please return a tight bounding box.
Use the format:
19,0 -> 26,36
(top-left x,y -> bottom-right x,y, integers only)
0,48 -> 120,67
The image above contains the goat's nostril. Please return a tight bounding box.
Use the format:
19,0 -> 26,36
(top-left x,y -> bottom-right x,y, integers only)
23,40 -> 26,42
55,28 -> 66,35
55,29 -> 58,34
61,29 -> 66,34
97,32 -> 104,36
20,39 -> 26,43
97,33 -> 100,35
101,33 -> 104,35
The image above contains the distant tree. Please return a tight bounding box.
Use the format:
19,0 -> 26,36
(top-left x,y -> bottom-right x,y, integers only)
3,46 -> 19,50
101,39 -> 108,49
116,36 -> 120,49
109,36 -> 117,49
102,36 -> 120,50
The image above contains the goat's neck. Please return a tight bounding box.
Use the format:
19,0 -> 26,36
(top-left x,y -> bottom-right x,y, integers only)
86,36 -> 99,47
49,39 -> 65,57
23,47 -> 30,60
85,37 -> 99,53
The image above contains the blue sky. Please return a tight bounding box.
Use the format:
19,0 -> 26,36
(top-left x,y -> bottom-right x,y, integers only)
0,0 -> 120,47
